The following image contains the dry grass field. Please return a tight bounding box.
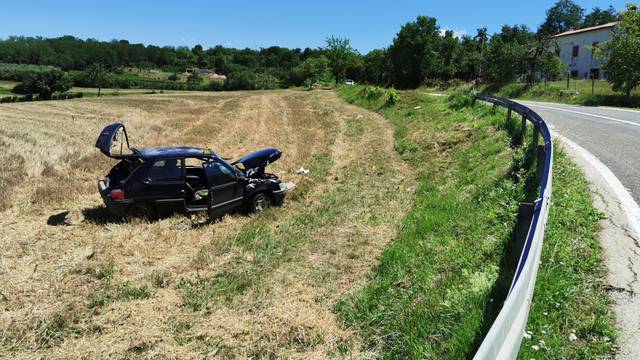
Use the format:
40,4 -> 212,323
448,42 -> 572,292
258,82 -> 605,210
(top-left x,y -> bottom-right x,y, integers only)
0,90 -> 415,359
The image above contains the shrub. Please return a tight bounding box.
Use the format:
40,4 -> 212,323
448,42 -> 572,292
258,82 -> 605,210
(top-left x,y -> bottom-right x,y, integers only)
362,86 -> 385,100
168,73 -> 179,81
446,88 -> 474,109
386,87 -> 399,106
186,73 -> 203,85
0,63 -> 62,82
13,70 -> 72,99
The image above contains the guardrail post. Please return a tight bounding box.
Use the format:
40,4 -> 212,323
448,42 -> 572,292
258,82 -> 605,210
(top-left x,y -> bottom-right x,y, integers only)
536,145 -> 546,183
521,112 -> 527,138
514,202 -> 535,263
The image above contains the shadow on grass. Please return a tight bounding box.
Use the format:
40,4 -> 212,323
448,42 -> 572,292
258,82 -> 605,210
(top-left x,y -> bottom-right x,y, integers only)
81,206 -> 125,225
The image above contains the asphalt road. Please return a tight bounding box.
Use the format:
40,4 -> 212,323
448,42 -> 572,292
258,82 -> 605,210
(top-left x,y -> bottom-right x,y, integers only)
516,100 -> 640,204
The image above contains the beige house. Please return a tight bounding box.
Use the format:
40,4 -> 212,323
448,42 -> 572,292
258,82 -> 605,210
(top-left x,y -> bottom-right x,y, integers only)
554,22 -> 617,79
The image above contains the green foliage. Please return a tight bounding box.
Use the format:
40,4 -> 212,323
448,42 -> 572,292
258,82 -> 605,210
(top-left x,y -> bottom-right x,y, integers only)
362,86 -> 385,100
602,4 -> 640,97
583,6 -> 619,27
518,148 -> 616,358
389,16 -> 442,88
446,88 -> 474,109
324,36 -> 359,83
13,69 -> 72,99
386,87 -> 399,106
186,73 -> 203,85
223,70 -> 281,90
336,86 -> 532,357
336,85 -> 616,358
292,56 -> 331,87
0,63 -> 61,81
167,72 -> 179,81
487,80 -> 640,108
361,48 -> 390,86
538,0 -> 585,35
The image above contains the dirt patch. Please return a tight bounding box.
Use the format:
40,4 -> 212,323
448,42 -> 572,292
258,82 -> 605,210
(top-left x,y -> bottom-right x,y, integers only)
0,90 -> 415,358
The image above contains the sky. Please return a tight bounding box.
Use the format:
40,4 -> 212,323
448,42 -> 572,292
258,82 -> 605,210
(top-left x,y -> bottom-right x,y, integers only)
0,0 -> 629,53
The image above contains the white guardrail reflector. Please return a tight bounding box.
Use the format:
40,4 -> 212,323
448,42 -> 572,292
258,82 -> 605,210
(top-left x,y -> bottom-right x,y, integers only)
473,94 -> 553,360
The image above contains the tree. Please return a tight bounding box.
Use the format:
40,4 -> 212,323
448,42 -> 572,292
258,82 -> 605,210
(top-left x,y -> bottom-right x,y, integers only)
324,36 -> 359,83
601,4 -> 640,97
439,30 -> 462,80
292,56 -> 330,87
538,0 -> 584,35
84,63 -> 112,96
186,73 -> 203,86
481,25 -> 533,85
362,49 -> 390,85
13,69 -> 72,99
168,72 -> 179,81
583,6 -> 619,28
389,16 -> 442,88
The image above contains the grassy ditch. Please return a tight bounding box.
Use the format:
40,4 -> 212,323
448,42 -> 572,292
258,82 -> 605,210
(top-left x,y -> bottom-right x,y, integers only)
335,85 -> 616,358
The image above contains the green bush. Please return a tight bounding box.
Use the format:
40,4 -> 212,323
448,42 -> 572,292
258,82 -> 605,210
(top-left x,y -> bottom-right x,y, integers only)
446,88 -> 474,109
0,63 -> 62,82
386,87 -> 399,106
362,86 -> 385,100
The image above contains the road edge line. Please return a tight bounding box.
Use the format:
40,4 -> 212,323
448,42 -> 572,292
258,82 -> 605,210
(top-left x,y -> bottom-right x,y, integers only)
550,130 -> 640,240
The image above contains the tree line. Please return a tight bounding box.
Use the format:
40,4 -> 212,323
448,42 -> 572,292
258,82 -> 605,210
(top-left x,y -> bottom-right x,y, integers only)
0,1 -> 635,96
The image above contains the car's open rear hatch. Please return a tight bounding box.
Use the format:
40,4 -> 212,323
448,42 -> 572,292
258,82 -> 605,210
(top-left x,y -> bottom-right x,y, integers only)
96,123 -> 138,159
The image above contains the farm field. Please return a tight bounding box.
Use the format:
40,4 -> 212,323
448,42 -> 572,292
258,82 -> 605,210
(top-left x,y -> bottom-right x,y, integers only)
0,90 -> 415,358
0,87 -> 615,359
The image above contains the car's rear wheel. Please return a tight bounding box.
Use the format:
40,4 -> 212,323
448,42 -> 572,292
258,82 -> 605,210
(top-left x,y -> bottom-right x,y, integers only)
248,193 -> 271,215
125,203 -> 157,223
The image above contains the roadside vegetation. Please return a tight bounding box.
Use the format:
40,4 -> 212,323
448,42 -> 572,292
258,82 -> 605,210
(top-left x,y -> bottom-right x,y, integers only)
518,148 -> 616,359
336,85 -> 616,358
484,79 -> 640,108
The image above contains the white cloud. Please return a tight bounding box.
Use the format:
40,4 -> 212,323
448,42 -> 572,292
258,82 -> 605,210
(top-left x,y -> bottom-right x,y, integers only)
439,28 -> 467,38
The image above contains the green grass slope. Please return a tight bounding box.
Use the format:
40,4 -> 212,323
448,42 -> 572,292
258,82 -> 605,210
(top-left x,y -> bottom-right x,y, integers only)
335,86 -> 616,359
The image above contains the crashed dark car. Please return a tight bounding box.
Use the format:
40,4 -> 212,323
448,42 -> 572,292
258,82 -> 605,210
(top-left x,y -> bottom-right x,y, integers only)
95,123 -> 292,221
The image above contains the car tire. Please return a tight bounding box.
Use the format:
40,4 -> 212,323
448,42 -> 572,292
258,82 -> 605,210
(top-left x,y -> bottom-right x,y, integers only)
248,193 -> 271,215
125,203 -> 157,223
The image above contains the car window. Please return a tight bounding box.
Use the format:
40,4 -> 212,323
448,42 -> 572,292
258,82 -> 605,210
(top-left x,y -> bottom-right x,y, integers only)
205,160 -> 236,186
185,157 -> 205,168
147,159 -> 183,182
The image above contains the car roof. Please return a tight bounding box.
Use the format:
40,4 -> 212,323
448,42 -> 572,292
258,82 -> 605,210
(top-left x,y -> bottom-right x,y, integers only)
136,146 -> 217,160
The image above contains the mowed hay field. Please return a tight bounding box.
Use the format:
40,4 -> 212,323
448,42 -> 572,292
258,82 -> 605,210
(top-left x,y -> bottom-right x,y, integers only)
0,90 -> 415,358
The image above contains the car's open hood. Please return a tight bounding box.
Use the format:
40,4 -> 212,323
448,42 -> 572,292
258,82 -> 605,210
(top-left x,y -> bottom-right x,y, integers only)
96,123 -> 137,159
232,148 -> 281,176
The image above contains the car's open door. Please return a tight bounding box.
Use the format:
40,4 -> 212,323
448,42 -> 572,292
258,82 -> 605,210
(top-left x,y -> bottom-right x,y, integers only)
96,123 -> 136,158
204,158 -> 244,217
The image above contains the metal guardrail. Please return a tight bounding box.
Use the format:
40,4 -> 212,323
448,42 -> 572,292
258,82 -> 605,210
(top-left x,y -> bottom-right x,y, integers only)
472,94 -> 553,359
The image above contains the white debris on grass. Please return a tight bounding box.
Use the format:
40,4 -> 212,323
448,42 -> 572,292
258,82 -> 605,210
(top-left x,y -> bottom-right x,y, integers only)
523,331 -> 532,339
531,345 -> 540,351
296,167 -> 310,174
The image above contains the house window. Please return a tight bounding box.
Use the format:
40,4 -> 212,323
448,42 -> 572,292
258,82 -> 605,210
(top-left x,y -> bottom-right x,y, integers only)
572,45 -> 579,57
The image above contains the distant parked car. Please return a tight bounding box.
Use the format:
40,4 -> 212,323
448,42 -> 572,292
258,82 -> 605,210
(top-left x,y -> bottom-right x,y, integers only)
345,79 -> 355,86
95,123 -> 292,221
